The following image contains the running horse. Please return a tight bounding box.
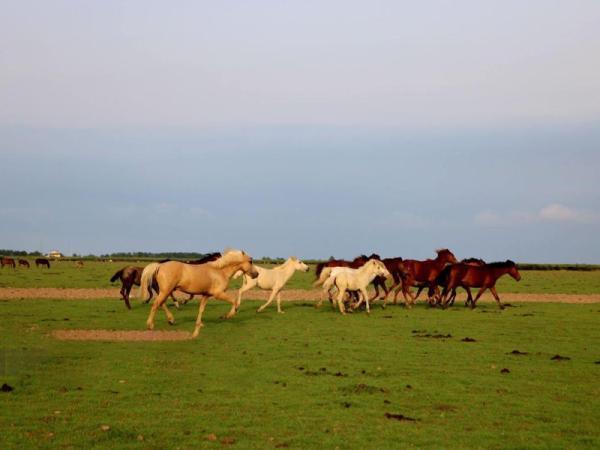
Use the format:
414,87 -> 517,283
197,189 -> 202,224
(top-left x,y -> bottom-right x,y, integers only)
388,249 -> 458,307
439,260 -> 521,309
313,255 -> 370,286
140,249 -> 258,338
112,252 -> 222,309
434,258 -> 486,307
1,257 -> 16,269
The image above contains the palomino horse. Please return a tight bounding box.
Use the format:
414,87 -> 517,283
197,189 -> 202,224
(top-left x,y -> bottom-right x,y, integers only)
235,256 -> 309,313
388,249 -> 458,307
137,252 -> 222,309
1,257 -> 16,269
440,260 -> 521,309
18,259 -> 30,268
35,258 -> 51,268
323,259 -> 391,315
140,249 -> 258,338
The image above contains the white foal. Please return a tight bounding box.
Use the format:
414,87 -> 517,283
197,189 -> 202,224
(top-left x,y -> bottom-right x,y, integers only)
236,257 -> 309,313
328,259 -> 391,315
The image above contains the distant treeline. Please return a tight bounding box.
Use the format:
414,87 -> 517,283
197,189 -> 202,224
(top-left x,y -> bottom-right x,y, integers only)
1,249 -> 599,270
0,249 -> 43,256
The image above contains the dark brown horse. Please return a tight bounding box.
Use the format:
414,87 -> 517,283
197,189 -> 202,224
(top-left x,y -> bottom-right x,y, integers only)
110,266 -> 144,309
391,249 -> 458,306
35,258 -> 51,268
18,259 -> 30,268
370,256 -> 407,301
440,260 -> 521,309
1,257 -> 16,269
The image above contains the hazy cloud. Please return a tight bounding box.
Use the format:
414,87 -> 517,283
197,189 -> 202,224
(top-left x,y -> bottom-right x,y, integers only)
475,204 -> 600,227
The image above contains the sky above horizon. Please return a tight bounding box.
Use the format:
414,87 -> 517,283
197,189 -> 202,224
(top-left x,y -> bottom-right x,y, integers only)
1,1 -> 600,262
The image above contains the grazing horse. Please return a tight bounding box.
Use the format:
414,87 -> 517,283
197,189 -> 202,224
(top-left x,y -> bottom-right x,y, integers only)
390,249 -> 458,307
1,257 -> 16,269
324,259 -> 391,315
236,256 -> 309,313
35,258 -> 51,268
440,260 -> 521,309
110,266 -> 144,309
18,259 -> 30,268
140,249 -> 258,338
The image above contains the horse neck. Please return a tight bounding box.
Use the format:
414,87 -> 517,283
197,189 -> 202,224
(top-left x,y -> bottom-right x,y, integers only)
356,264 -> 378,282
488,265 -> 512,281
220,261 -> 248,280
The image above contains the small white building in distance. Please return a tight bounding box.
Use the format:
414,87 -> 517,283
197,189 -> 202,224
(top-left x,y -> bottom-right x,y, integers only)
47,250 -> 63,259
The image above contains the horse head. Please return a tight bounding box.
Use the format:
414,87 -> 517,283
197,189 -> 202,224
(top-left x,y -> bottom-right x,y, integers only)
506,260 -> 521,281
436,248 -> 458,264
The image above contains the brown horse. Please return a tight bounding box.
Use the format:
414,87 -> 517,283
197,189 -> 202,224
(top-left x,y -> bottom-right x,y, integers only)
110,266 -> 144,309
141,249 -> 258,338
370,256 -> 407,301
390,249 -> 458,306
35,258 -> 51,268
435,258 -> 486,306
1,257 -> 16,269
440,260 -> 521,309
18,259 -> 30,268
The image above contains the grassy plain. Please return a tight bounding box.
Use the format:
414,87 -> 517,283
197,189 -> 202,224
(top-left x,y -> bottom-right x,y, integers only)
1,260 -> 600,294
1,297 -> 599,449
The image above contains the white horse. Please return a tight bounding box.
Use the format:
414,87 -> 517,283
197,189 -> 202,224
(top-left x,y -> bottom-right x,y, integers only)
315,266 -> 358,308
235,257 -> 309,313
325,259 -> 391,315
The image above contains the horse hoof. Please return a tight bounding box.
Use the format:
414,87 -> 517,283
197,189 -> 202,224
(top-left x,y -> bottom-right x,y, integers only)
277,311 -> 285,314
168,320 -> 175,326
146,323 -> 154,331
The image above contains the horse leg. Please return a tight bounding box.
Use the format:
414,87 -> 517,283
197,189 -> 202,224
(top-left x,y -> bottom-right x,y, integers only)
471,287 -> 488,309
212,291 -> 238,319
146,290 -> 172,330
362,288 -> 371,314
276,291 -> 284,314
336,289 -> 347,315
124,285 -> 132,310
162,303 -> 175,325
463,287 -> 473,307
192,296 -> 209,338
489,286 -> 505,310
237,277 -> 256,309
257,289 -> 277,313
170,293 -> 180,310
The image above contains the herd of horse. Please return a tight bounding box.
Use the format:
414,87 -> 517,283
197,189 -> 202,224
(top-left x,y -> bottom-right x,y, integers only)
0,257 -> 51,269
108,248 -> 521,337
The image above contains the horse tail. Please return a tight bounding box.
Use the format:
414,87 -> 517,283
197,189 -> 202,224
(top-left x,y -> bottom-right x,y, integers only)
313,267 -> 332,287
110,268 -> 124,283
139,263 -> 160,301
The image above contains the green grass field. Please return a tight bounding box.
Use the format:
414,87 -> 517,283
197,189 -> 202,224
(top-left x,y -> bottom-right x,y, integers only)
2,260 -> 600,294
1,297 -> 599,449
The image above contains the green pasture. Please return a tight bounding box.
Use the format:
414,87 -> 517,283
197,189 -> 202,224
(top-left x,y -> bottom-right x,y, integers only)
1,297 -> 599,449
2,260 -> 600,294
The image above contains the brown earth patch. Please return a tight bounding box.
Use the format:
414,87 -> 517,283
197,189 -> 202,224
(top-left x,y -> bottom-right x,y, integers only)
0,288 -> 599,304
51,329 -> 191,341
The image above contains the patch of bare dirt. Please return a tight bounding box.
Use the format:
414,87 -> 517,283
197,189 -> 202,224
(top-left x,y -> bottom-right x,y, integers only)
1,288 -> 599,303
51,329 -> 191,341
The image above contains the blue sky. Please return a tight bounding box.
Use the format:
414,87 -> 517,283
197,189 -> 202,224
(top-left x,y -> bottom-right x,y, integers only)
1,1 -> 599,261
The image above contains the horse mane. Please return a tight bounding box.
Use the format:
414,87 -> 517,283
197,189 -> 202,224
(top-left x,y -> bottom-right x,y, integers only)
368,253 -> 381,260
461,257 -> 485,264
187,252 -> 222,264
486,260 -> 516,268
436,248 -> 450,254
209,249 -> 247,268
353,254 -> 368,262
